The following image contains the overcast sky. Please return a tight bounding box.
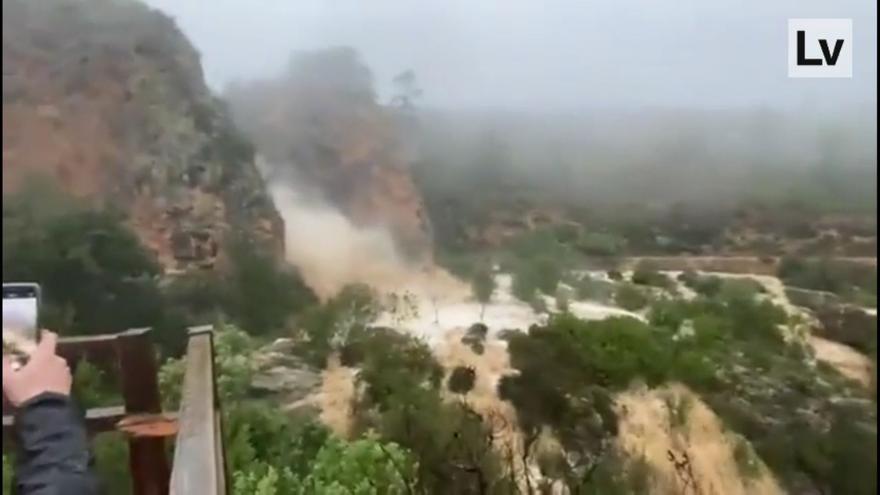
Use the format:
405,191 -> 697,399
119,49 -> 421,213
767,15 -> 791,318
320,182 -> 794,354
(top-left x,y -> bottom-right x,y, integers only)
144,0 -> 877,112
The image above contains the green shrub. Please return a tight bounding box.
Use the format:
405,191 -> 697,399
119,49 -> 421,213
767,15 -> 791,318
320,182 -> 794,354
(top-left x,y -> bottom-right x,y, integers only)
461,323 -> 488,355
615,284 -> 649,311
346,327 -> 443,409
298,284 -> 380,367
2,190 -> 189,352
157,324 -> 423,495
2,183 -> 315,355
574,274 -> 616,303
718,278 -> 766,299
224,238 -> 316,337
448,366 -> 477,395
577,232 -> 626,257
509,229 -> 568,262
678,270 -> 723,297
348,327 -> 512,493
500,289 -> 875,495
512,256 -> 562,301
631,263 -> 675,289
436,251 -> 478,280
512,263 -> 539,302
778,257 -> 877,298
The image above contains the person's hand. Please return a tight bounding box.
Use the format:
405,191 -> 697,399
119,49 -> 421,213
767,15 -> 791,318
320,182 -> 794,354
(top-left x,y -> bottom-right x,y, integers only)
2,331 -> 71,407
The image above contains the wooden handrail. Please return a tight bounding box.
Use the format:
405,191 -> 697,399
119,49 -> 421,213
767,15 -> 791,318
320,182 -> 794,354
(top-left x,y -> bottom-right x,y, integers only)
170,327 -> 228,495
3,326 -> 227,494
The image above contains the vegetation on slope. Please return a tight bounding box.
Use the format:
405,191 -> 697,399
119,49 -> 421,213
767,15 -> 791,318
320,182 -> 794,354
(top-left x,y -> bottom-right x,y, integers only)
2,183 -> 314,356
499,287 -> 877,494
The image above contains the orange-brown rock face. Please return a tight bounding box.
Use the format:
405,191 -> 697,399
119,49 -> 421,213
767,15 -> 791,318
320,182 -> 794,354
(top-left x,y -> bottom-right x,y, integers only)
227,48 -> 433,261
2,0 -> 283,272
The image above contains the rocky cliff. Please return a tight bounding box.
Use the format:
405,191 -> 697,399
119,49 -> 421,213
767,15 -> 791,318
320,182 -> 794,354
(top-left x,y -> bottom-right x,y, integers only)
226,48 -> 433,261
2,0 -> 283,272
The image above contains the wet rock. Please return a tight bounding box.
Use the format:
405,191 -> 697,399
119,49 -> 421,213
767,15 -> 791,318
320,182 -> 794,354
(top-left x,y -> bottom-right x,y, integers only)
252,365 -> 321,396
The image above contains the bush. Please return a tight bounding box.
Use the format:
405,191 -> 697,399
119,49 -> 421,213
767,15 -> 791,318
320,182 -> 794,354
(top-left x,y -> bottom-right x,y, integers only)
298,284 -> 380,367
436,251 -> 478,280
513,256 -> 563,301
778,257 -> 877,298
448,366 -> 477,395
2,184 -> 316,355
461,323 -> 488,354
348,327 -> 512,493
2,190 -> 188,352
631,263 -> 675,290
576,232 -> 626,257
615,284 -> 649,311
678,270 -> 723,297
157,324 -> 423,495
224,238 -> 316,337
718,278 -> 766,299
346,327 -> 443,409
574,274 -> 616,303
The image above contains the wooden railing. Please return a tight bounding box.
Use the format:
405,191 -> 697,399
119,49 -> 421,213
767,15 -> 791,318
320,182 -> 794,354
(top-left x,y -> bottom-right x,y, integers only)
2,326 -> 227,495
169,327 -> 228,495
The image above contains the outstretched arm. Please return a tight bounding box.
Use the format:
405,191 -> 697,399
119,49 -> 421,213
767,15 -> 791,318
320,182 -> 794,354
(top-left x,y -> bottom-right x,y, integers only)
12,392 -> 101,494
3,331 -> 101,494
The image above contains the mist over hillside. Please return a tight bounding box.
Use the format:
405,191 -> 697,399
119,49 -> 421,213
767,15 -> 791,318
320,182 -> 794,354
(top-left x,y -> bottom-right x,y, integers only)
415,104 -> 878,210
3,1 -> 877,494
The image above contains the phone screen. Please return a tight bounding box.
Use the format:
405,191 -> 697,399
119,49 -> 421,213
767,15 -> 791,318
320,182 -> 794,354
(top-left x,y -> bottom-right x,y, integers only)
3,283 -> 41,370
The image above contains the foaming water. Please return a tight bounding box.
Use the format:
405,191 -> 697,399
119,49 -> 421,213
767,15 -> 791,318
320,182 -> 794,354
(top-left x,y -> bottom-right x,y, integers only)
263,159 -> 638,340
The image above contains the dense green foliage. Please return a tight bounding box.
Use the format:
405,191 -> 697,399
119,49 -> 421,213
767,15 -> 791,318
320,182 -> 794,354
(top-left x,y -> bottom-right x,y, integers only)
630,263 -> 676,290
3,184 -> 314,355
161,326 -> 422,495
575,231 -> 627,258
573,274 -> 616,303
500,285 -> 876,494
3,183 -> 183,351
511,256 -> 562,303
778,257 -> 877,306
614,283 -> 649,311
448,366 -> 477,395
222,238 -> 317,336
461,323 -> 488,355
343,327 -> 514,494
298,284 -> 382,368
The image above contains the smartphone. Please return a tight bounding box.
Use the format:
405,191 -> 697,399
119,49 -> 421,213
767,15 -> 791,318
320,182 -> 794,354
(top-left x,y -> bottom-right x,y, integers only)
3,283 -> 41,370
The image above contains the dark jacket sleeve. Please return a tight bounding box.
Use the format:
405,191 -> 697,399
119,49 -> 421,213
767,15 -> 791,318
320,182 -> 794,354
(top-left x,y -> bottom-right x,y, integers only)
13,392 -> 101,495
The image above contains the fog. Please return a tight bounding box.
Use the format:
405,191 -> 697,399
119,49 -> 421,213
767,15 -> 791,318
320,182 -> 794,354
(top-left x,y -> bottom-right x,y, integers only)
144,0 -> 876,111
137,0 -> 877,295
